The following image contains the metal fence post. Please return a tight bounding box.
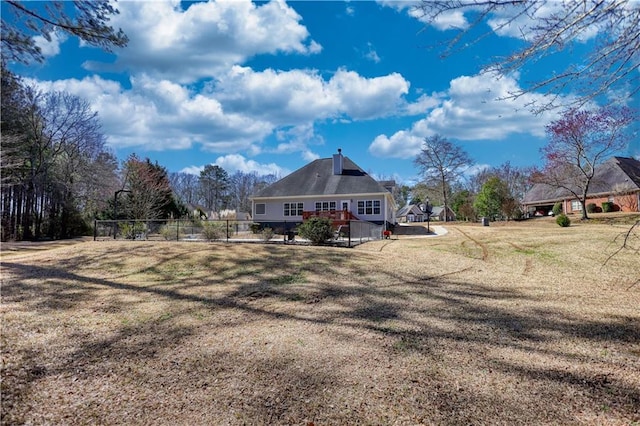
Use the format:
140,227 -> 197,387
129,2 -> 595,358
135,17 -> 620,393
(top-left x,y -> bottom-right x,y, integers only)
94,220 -> 97,241
226,219 -> 229,242
176,219 -> 180,241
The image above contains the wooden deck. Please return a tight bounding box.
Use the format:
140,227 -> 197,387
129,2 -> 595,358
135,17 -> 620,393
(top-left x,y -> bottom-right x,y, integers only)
302,210 -> 357,227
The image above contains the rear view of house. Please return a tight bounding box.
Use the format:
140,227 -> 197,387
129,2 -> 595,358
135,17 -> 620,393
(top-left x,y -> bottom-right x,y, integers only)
250,150 -> 396,230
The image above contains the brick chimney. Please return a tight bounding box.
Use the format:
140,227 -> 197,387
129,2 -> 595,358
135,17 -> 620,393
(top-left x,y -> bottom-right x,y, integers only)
332,148 -> 343,175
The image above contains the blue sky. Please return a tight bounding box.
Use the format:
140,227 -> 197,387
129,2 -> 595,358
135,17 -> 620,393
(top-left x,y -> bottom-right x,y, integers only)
7,0 -> 637,184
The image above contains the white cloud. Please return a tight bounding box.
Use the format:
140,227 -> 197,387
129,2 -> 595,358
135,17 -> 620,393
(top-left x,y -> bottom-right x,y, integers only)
85,0 -> 321,83
214,154 -> 289,176
364,42 -> 381,63
30,75 -> 273,152
378,1 -> 468,29
181,154 -> 288,177
33,31 -> 66,58
404,93 -> 442,115
383,0 -> 601,40
30,62 -> 412,157
487,2 -> 599,42
217,66 -> 411,123
369,131 -> 426,159
409,8 -> 468,30
327,69 -> 410,120
369,71 -> 561,159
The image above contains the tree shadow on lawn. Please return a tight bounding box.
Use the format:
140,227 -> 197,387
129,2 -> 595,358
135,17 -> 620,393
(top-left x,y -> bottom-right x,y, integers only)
2,243 -> 639,424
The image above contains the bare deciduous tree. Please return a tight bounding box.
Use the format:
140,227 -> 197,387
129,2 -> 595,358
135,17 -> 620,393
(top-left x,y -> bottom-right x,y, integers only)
414,0 -> 639,111
414,134 -> 473,222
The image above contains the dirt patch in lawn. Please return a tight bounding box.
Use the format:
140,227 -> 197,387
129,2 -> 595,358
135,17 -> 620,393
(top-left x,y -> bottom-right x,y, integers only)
2,221 -> 639,425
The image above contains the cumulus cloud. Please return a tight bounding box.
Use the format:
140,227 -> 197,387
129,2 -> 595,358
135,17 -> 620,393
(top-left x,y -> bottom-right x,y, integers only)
487,2 -> 599,42
85,0 -> 321,83
216,66 -> 410,123
381,1 -> 602,40
26,0 -> 417,160
327,69 -> 410,120
29,62 -> 412,157
378,1 -> 468,29
33,31 -> 66,58
181,154 -> 289,177
30,75 -> 273,152
369,72 -> 562,159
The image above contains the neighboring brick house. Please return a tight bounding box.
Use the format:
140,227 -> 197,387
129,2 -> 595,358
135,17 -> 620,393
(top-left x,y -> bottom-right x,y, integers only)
523,156 -> 640,216
250,149 -> 396,229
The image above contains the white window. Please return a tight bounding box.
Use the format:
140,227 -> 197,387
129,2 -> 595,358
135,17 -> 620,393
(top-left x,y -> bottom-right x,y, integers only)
284,202 -> 304,216
315,201 -> 336,211
357,200 -> 381,215
255,203 -> 266,215
571,200 -> 582,211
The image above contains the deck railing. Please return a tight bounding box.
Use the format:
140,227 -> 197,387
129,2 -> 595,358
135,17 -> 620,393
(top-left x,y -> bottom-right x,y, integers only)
302,210 -> 357,222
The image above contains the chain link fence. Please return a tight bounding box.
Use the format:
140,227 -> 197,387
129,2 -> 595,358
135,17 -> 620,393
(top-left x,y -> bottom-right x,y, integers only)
94,219 -> 384,247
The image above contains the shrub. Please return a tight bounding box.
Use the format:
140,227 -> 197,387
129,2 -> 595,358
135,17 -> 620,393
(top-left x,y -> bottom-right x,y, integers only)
250,223 -> 262,234
586,203 -> 597,213
601,201 -> 614,213
260,227 -> 274,242
552,202 -> 563,216
556,214 -> 571,227
296,217 -> 333,245
160,223 -> 183,240
202,222 -> 226,241
119,222 -> 146,239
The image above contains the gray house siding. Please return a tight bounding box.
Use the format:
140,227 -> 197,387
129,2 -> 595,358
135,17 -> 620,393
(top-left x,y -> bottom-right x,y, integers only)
250,151 -> 396,228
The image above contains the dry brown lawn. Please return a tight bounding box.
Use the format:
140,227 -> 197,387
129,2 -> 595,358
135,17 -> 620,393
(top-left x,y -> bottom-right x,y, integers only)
2,217 -> 639,425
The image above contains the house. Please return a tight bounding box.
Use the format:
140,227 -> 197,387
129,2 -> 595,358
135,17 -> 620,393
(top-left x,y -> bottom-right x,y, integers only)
397,204 -> 426,223
430,205 -> 456,221
250,149 -> 396,229
523,156 -> 640,215
211,209 -> 252,221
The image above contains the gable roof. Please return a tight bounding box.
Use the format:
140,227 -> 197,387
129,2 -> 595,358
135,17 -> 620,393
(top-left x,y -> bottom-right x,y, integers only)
252,156 -> 391,198
397,204 -> 424,217
523,156 -> 640,204
430,205 -> 455,218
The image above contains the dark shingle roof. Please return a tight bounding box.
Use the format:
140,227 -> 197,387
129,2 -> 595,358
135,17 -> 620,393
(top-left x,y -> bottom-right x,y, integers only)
252,156 -> 389,198
397,204 -> 423,217
523,156 -> 640,204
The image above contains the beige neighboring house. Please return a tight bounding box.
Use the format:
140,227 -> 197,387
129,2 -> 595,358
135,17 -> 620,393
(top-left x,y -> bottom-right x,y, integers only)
430,206 -> 456,222
522,156 -> 640,215
396,204 -> 426,223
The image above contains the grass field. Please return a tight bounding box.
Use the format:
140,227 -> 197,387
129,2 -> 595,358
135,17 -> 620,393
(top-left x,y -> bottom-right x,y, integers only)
2,216 -> 639,425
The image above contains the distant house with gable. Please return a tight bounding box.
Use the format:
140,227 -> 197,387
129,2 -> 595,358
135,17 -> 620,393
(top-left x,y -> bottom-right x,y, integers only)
430,205 -> 456,222
396,204 -> 426,223
250,149 -> 396,229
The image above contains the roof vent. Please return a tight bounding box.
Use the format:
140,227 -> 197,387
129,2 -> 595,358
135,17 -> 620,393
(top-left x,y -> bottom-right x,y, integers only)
333,149 -> 343,175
